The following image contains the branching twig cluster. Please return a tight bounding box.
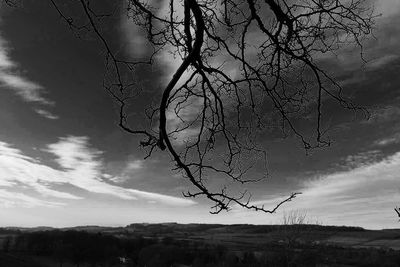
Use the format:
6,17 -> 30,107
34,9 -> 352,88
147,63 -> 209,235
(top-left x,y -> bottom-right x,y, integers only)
47,0 -> 374,213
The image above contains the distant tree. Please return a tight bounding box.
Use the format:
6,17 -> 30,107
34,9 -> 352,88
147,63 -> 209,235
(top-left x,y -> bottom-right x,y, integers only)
5,0 -> 375,212
280,210 -> 318,245
282,209 -> 308,226
279,210 -> 320,265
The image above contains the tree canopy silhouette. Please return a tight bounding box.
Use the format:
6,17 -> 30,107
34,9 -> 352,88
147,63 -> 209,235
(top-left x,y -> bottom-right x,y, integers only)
6,0 -> 375,213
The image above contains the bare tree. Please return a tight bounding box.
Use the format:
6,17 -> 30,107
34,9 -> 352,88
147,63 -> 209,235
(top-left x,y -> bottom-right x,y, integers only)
281,210 -> 306,245
279,210 -> 319,265
6,0 -> 375,213
282,210 -> 307,226
280,210 -> 320,243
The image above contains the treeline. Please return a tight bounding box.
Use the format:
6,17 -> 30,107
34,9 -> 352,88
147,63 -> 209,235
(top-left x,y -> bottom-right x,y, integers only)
2,230 -> 400,267
1,230 -> 264,267
7,230 -> 135,266
126,223 -> 366,235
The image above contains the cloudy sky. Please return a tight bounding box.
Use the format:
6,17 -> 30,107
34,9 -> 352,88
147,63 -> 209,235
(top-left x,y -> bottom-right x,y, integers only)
0,0 -> 400,229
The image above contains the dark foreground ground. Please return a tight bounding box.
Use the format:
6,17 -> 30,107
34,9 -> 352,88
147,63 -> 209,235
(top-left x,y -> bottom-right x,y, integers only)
0,223 -> 399,266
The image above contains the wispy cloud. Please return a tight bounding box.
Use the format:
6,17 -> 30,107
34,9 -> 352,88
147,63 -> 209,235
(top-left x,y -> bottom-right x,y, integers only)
0,137 -> 195,207
0,71 -> 52,104
244,151 -> 400,229
34,108 -> 59,120
0,189 -> 65,208
343,150 -> 382,169
0,140 -> 83,201
366,54 -> 399,70
367,105 -> 400,124
0,33 -> 57,119
374,133 -> 400,147
107,159 -> 145,183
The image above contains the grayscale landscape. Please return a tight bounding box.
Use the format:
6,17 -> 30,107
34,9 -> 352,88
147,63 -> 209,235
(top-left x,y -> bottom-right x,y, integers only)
1,0 -> 400,266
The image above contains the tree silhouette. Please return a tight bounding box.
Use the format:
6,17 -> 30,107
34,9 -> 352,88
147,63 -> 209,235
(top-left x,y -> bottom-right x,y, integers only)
5,0 -> 375,213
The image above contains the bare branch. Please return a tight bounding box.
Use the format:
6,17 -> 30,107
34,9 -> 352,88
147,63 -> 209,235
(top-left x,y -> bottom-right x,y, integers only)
13,0 -> 376,214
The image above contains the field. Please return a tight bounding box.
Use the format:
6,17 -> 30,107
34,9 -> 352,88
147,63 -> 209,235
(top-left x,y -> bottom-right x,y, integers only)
1,224 -> 400,266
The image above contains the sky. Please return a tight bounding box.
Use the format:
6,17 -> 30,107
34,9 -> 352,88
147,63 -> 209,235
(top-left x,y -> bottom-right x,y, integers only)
0,0 -> 400,229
